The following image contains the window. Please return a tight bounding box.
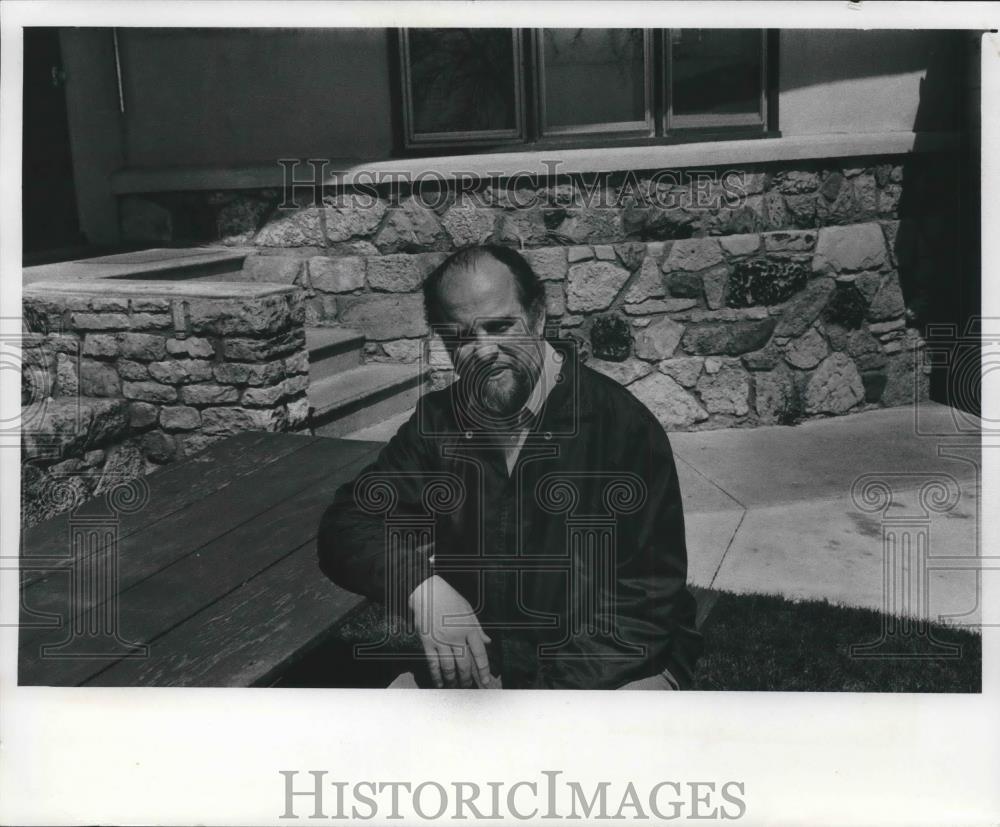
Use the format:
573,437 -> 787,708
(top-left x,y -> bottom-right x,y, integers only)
397,28 -> 774,152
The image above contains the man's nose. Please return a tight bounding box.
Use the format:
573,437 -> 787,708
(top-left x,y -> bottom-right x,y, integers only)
471,338 -> 500,362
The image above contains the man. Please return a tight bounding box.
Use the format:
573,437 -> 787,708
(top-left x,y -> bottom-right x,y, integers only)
318,245 -> 702,689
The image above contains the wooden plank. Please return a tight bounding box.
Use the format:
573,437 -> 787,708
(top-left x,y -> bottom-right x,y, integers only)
20,446 -> 380,686
86,542 -> 367,687
21,432 -> 313,586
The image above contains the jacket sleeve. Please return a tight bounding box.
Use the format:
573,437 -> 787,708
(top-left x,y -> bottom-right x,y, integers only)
316,397 -> 440,607
536,406 -> 703,690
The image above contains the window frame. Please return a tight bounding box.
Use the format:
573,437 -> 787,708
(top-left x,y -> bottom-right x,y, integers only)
664,29 -> 769,132
531,29 -> 656,140
396,28 -> 777,154
398,27 -> 527,149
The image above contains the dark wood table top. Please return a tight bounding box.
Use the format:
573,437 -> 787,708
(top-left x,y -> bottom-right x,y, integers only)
19,432 -> 383,687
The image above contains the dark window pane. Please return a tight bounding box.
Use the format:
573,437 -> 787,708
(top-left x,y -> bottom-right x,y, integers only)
542,29 -> 647,129
407,28 -> 518,135
671,29 -> 762,117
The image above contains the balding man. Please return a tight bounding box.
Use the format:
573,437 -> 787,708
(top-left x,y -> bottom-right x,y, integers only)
318,245 -> 702,689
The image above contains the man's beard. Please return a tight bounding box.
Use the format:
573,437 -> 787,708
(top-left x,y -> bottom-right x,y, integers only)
458,354 -> 539,428
478,361 -> 534,417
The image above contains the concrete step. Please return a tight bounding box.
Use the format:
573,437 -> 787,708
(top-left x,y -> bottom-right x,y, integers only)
340,407 -> 415,442
306,326 -> 365,383
310,363 -> 428,438
23,247 -> 249,285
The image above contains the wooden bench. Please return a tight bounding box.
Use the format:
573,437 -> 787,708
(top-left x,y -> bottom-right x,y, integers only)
18,432 -> 383,687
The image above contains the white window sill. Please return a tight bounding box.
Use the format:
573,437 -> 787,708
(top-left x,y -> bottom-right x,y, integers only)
111,130 -> 961,195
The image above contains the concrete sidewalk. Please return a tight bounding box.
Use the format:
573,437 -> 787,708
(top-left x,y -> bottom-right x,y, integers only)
673,402 -> 984,628
345,401 -> 986,628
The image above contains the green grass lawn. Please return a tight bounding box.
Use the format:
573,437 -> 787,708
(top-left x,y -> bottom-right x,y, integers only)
280,592 -> 981,692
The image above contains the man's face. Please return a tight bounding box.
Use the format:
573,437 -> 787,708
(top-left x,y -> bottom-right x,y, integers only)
436,257 -> 545,423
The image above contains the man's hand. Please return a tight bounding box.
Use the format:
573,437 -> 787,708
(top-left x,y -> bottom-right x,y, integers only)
408,575 -> 492,688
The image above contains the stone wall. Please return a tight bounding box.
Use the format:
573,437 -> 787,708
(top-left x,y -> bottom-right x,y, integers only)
21,281 -> 308,526
118,153 -> 952,429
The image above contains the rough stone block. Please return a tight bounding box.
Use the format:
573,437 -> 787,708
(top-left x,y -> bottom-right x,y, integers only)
719,233 -> 761,257
728,259 -> 809,308
141,430 -> 177,463
623,298 -> 698,316
254,206 -> 325,246
223,329 -> 305,361
566,261 -> 630,312
658,356 -> 703,388
55,352 -> 79,396
79,360 -> 121,397
160,405 -> 201,431
242,255 -> 303,284
755,366 -> 796,424
129,402 -> 159,430
118,360 -> 150,381
822,284 -> 867,330
523,247 -> 568,281
367,253 -> 445,293
544,283 -> 565,317
629,372 -> 709,428
82,334 -> 119,357
812,224 -> 888,274
166,337 -> 215,358
286,396 -> 311,430
71,313 -> 131,331
441,206 -> 496,246
662,237 -> 723,272
128,313 -> 172,331
667,271 -> 703,299
241,383 -> 287,408
338,293 -> 427,340
587,357 -> 651,386
590,315 -> 632,362
325,199 -> 388,243
804,353 -> 864,414
284,351 -> 310,375
131,297 -> 171,313
867,276 -> 906,321
179,384 -> 240,406
773,279 -> 836,338
556,209 -> 622,243
702,265 -> 729,310
381,339 -> 424,363
623,256 -> 666,303
201,406 -> 285,435
308,256 -> 365,293
374,198 -> 445,251
187,295 -> 292,336
118,333 -> 166,361
682,318 -> 776,356
783,327 -> 829,369
696,363 -> 750,415
122,381 -> 177,404
148,359 -> 214,385
763,230 -> 817,253
635,318 -> 685,361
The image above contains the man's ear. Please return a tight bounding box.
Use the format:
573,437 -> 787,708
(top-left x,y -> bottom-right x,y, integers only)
527,299 -> 546,337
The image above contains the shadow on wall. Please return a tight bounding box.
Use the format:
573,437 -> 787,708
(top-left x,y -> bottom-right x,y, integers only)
894,31 -> 981,418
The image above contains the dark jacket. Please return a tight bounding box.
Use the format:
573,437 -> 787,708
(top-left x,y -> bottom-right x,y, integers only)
317,344 -> 703,688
